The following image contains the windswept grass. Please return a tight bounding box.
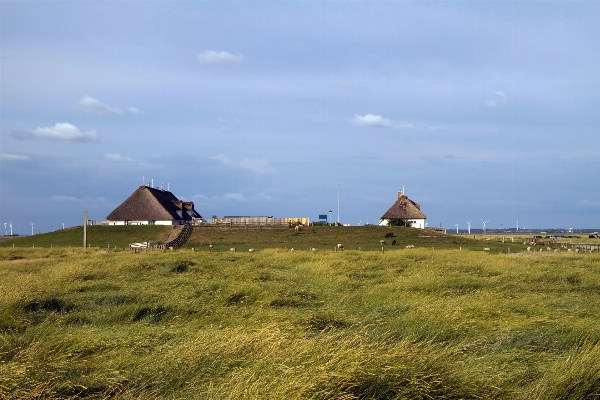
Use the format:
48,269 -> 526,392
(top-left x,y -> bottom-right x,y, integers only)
1,248 -> 600,398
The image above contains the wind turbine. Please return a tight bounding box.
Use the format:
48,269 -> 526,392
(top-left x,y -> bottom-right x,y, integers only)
455,223 -> 459,234
9,221 -> 13,236
467,221 -> 471,234
31,222 -> 34,236
516,221 -> 519,231
482,220 -> 489,234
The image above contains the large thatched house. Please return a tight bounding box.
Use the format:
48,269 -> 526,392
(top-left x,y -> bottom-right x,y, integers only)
106,185 -> 202,225
379,191 -> 427,228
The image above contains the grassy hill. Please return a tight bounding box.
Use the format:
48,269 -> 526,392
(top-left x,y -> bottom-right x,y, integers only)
1,247 -> 600,398
0,225 -> 529,253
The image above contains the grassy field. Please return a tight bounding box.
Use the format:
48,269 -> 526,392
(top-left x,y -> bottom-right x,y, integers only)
2,243 -> 600,399
0,225 -> 530,253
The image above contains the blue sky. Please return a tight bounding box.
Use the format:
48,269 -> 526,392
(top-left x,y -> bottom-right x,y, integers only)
1,1 -> 599,234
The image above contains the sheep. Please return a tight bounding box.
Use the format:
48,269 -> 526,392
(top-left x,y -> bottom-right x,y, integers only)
547,247 -> 552,252
575,248 -> 580,253
248,248 -> 256,252
230,247 -> 237,252
391,240 -> 397,246
554,249 -> 560,253
527,247 -> 531,252
337,244 -> 344,250
290,248 -> 294,251
294,225 -> 303,232
380,240 -> 386,245
310,247 -> 317,252
484,248 -> 490,251
405,245 -> 414,249
208,244 -> 214,251
385,232 -> 394,238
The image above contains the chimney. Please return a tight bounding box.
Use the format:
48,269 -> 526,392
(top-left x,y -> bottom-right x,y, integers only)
398,190 -> 404,199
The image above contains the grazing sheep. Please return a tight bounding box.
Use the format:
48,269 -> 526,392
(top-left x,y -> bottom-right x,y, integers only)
567,249 -> 572,252
294,225 -> 303,232
230,247 -> 237,252
380,240 -> 386,245
575,248 -> 580,253
310,247 -> 317,252
248,248 -> 256,252
392,240 -> 397,246
483,248 -> 490,251
547,247 -> 552,252
554,249 -> 560,253
337,244 -> 344,250
290,248 -> 294,251
405,245 -> 414,249
527,247 -> 531,252
208,244 -> 214,251
385,232 -> 394,238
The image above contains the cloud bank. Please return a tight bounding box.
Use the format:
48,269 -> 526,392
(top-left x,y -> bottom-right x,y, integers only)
12,123 -> 97,142
75,95 -> 123,115
0,153 -> 29,161
353,114 -> 413,129
105,153 -> 134,163
197,50 -> 244,65
485,91 -> 507,107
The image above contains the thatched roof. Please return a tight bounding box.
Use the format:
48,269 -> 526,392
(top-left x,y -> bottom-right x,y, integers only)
380,191 -> 426,220
106,186 -> 201,221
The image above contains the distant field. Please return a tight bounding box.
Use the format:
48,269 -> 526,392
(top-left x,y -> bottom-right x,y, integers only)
0,225 -> 531,253
2,247 -> 600,399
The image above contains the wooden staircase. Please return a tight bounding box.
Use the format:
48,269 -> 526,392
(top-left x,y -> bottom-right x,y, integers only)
158,224 -> 193,249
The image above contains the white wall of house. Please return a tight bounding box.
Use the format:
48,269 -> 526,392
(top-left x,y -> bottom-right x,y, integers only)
378,219 -> 426,229
108,220 -> 179,226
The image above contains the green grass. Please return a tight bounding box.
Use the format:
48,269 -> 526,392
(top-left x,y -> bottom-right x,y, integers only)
2,247 -> 600,398
1,225 -> 529,253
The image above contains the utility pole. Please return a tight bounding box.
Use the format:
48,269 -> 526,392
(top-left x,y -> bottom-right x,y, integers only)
337,184 -> 340,224
83,210 -> 87,250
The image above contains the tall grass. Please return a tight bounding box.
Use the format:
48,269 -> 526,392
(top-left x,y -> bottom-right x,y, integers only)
1,248 -> 600,398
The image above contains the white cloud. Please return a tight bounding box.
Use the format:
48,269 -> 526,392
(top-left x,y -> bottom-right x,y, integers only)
105,153 -> 134,163
238,158 -> 279,175
485,91 -> 507,107
128,107 -> 143,115
210,154 -> 235,165
0,153 -> 29,161
353,114 -> 413,129
13,123 -> 97,142
75,95 -> 123,115
210,154 -> 279,175
223,193 -> 246,202
50,195 -> 79,202
197,50 -> 244,65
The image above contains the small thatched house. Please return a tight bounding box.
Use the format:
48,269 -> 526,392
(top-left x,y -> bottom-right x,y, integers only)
106,185 -> 202,225
379,191 -> 427,228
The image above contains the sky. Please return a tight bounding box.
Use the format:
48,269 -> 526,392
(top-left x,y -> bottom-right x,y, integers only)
1,1 -> 599,234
